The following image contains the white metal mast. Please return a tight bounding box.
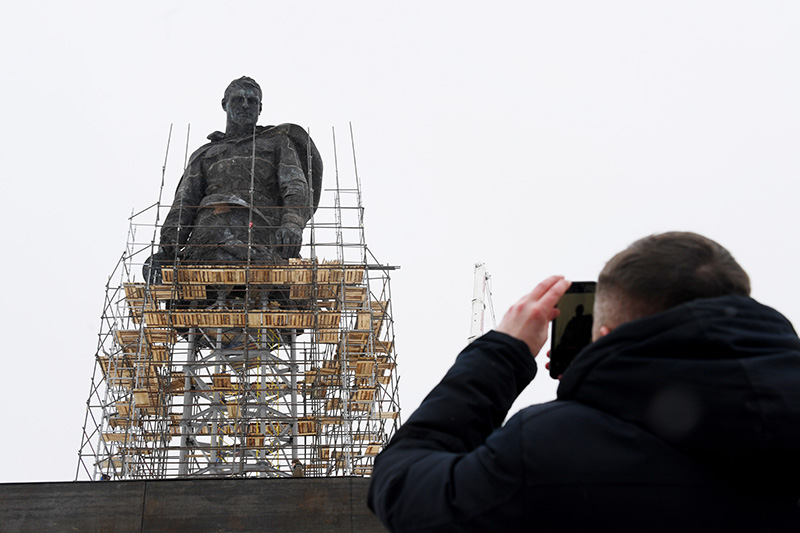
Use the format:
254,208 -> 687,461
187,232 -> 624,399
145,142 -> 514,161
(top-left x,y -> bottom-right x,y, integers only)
468,262 -> 495,343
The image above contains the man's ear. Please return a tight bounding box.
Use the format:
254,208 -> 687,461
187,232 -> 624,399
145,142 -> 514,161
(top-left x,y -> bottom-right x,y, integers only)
221,98 -> 227,111
592,323 -> 614,342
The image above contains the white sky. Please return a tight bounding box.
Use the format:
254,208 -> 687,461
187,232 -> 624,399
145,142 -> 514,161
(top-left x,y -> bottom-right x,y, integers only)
1,1 -> 798,483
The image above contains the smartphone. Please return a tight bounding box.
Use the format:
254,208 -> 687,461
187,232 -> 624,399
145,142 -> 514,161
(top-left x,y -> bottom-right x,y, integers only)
549,281 -> 596,379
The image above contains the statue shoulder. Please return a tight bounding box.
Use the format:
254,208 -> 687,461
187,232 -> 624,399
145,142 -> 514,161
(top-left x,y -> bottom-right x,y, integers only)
259,124 -> 323,213
186,135 -> 230,165
257,124 -> 312,144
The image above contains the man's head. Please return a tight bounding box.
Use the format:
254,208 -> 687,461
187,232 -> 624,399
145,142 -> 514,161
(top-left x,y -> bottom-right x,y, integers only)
592,232 -> 751,340
222,76 -> 263,128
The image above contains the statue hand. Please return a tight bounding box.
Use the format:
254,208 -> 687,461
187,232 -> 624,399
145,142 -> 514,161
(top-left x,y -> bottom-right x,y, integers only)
276,225 -> 302,258
142,249 -> 173,284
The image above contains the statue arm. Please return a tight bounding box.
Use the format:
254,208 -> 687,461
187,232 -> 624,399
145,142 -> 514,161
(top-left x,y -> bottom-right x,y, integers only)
160,162 -> 205,258
277,138 -> 312,227
275,138 -> 311,258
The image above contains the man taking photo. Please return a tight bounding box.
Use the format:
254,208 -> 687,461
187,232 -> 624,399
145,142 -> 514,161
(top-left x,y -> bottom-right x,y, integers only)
368,232 -> 800,531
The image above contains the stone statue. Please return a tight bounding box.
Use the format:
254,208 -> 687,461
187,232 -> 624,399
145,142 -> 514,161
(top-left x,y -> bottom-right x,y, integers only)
145,77 -> 322,282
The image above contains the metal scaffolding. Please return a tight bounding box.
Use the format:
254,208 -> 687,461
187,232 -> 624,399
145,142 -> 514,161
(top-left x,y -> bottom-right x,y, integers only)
76,126 -> 401,480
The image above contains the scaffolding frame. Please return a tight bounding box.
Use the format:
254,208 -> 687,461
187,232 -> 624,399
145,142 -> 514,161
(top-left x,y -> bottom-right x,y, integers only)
76,126 -> 401,480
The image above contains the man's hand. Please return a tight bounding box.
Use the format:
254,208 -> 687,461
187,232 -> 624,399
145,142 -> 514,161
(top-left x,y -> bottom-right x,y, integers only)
497,276 -> 571,357
276,225 -> 302,258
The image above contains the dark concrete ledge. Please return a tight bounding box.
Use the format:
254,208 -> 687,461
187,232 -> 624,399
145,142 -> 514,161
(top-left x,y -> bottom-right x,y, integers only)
0,477 -> 387,532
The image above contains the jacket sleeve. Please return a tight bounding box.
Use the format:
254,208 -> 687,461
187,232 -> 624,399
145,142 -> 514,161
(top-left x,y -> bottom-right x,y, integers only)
368,330 -> 537,532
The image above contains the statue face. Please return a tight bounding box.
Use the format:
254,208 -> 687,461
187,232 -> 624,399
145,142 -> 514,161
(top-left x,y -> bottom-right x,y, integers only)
224,86 -> 261,128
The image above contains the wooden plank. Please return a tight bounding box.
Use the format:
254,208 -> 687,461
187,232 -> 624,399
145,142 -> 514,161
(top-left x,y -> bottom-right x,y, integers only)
142,311 -> 169,326
296,418 -> 317,436
102,433 -> 128,443
133,389 -> 152,407
181,284 -> 207,300
149,285 -> 177,300
344,267 -> 365,284
115,329 -> 144,348
374,339 -> 394,353
168,373 -> 185,394
212,373 -> 233,391
350,389 -> 376,402
289,284 -> 311,300
317,311 -> 341,328
371,300 -> 388,332
355,360 -> 376,377
355,300 -> 387,332
317,329 -> 339,343
150,346 -> 169,364
342,286 -> 367,305
144,328 -> 176,345
325,398 -> 343,411
108,417 -> 132,428
341,331 -> 369,346
117,402 -> 131,418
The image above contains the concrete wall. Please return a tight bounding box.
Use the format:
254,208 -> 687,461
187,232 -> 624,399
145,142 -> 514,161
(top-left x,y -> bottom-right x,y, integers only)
0,477 -> 388,532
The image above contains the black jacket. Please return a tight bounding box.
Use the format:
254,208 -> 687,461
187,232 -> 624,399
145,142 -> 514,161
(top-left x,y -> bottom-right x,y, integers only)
368,296 -> 800,532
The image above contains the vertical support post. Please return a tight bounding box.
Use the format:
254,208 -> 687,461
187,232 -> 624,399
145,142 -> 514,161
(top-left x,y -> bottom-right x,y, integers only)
178,328 -> 196,476
211,326 -> 222,467
290,331 -> 298,462
258,302 -> 267,476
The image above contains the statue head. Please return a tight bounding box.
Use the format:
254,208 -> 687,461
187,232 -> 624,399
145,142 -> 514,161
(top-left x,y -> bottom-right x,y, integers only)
221,76 -> 263,129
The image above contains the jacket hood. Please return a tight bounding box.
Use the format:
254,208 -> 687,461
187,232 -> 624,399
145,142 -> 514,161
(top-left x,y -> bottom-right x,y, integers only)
558,295 -> 800,490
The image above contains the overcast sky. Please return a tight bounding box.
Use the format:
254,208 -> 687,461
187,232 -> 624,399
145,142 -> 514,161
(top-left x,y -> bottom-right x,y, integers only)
1,1 -> 798,483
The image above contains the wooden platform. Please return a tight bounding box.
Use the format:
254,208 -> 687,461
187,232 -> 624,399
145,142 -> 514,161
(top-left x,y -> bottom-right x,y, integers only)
141,309 -> 342,329
120,263 -> 385,351
159,261 -> 365,286
0,477 -> 386,532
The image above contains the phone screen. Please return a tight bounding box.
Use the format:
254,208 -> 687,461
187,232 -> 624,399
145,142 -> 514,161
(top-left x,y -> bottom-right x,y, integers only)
549,281 -> 596,379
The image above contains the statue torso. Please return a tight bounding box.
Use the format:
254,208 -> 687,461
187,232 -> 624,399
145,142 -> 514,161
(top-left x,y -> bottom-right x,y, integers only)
197,134 -> 286,211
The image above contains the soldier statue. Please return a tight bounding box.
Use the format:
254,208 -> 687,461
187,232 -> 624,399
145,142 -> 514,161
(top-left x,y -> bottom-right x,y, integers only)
145,76 -> 322,282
